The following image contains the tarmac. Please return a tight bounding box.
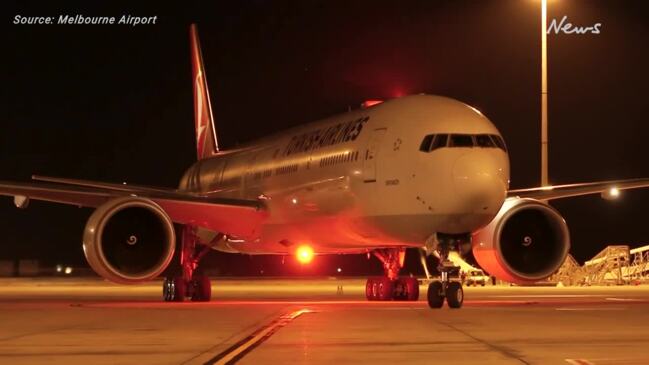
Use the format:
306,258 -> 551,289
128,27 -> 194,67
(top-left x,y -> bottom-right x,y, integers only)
1,277 -> 649,365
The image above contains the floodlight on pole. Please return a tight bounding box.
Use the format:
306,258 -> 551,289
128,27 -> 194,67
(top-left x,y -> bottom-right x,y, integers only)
541,0 -> 549,187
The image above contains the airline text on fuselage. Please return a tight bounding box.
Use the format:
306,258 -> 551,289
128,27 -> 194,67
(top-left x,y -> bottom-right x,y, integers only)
283,116 -> 369,156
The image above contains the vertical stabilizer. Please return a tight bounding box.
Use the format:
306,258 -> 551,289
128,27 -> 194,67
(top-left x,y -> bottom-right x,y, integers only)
190,24 -> 219,159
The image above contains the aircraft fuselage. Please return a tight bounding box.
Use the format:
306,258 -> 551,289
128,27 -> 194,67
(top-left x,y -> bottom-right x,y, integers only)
179,95 -> 510,254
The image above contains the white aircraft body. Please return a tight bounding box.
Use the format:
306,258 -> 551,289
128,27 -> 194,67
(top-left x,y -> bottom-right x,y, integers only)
2,25 -> 648,308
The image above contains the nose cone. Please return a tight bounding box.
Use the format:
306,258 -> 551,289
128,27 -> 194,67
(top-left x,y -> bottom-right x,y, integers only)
453,152 -> 508,216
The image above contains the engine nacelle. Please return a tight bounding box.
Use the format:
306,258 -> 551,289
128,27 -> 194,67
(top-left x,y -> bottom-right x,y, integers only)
472,198 -> 570,284
83,197 -> 176,284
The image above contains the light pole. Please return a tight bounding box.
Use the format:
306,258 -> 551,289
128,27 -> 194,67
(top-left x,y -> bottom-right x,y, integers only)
541,0 -> 549,186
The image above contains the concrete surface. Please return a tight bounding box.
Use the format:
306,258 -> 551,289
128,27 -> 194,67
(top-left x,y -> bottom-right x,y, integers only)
1,278 -> 648,365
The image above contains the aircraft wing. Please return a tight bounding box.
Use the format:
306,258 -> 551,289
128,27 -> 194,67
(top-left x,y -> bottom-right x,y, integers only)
0,176 -> 266,239
507,178 -> 649,201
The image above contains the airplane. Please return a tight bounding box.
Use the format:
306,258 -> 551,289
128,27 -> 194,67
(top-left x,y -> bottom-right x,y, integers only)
2,24 -> 649,308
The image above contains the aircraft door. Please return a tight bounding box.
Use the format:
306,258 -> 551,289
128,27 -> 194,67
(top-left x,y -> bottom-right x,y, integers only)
363,128 -> 387,183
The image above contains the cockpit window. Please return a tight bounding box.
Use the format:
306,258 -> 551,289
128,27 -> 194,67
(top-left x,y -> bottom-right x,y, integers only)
491,134 -> 507,151
430,134 -> 448,150
476,134 -> 496,148
449,134 -> 474,147
419,133 -> 506,152
419,134 -> 434,152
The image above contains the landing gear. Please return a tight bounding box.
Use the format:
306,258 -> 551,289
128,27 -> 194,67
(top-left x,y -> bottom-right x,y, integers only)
191,274 -> 211,302
365,277 -> 393,301
427,281 -> 444,308
402,276 -> 419,301
364,248 -> 420,301
163,226 -> 216,302
445,281 -> 464,309
426,234 -> 466,309
163,276 -> 186,302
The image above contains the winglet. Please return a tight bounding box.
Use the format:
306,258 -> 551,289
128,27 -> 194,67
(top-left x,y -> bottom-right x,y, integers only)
190,24 -> 219,159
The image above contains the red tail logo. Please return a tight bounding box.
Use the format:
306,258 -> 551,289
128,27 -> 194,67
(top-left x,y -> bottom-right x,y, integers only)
190,24 -> 219,159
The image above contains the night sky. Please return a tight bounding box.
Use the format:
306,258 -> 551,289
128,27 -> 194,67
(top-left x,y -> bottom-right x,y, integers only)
2,1 -> 648,276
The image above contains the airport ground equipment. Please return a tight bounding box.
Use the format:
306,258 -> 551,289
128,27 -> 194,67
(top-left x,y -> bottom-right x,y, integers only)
549,254 -> 583,286
628,245 -> 649,281
548,245 -> 649,286
465,269 -> 488,286
582,245 -> 630,285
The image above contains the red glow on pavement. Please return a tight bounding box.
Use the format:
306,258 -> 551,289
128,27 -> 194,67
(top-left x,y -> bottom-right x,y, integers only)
361,100 -> 383,108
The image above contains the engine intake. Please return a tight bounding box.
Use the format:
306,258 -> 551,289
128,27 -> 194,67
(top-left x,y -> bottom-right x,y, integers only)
472,198 -> 570,284
83,197 -> 175,284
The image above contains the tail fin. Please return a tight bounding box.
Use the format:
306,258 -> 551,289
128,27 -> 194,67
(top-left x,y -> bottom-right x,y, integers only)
190,24 -> 219,159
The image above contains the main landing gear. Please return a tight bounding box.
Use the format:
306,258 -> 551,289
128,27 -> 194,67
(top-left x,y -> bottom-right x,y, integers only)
365,248 -> 419,301
426,234 -> 465,309
163,227 -> 216,302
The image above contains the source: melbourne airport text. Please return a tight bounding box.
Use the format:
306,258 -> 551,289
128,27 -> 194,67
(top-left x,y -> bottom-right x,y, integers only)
13,14 -> 158,26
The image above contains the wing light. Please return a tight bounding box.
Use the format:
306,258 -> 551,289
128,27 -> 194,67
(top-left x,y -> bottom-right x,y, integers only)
602,187 -> 620,200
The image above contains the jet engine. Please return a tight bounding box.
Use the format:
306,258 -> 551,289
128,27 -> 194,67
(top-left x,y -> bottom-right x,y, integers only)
472,198 -> 570,284
82,197 -> 176,284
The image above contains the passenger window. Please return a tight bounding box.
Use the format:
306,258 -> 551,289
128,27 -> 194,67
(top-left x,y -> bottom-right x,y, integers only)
430,134 -> 448,150
476,134 -> 495,148
449,134 -> 474,147
419,134 -> 435,152
491,135 -> 507,151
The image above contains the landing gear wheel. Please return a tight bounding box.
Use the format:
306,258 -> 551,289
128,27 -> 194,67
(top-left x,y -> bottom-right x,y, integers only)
163,276 -> 186,302
173,276 -> 186,302
392,278 -> 406,301
427,281 -> 444,308
446,282 -> 464,309
191,274 -> 211,302
162,226 -> 220,303
404,277 -> 419,301
163,277 -> 173,302
376,277 -> 394,301
365,278 -> 376,301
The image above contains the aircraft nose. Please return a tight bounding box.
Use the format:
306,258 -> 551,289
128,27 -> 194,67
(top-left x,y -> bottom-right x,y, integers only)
453,152 -> 507,214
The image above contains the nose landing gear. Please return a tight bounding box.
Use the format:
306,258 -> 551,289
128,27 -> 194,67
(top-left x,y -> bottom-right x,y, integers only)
426,234 -> 465,309
163,226 -> 217,302
365,248 -> 420,301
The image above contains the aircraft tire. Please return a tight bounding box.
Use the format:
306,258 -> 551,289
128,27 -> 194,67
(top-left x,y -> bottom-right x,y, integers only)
427,281 -> 444,308
446,282 -> 464,309
376,277 -> 394,301
365,278 -> 376,301
172,276 -> 187,302
163,277 -> 173,301
404,277 -> 419,301
191,274 -> 211,302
